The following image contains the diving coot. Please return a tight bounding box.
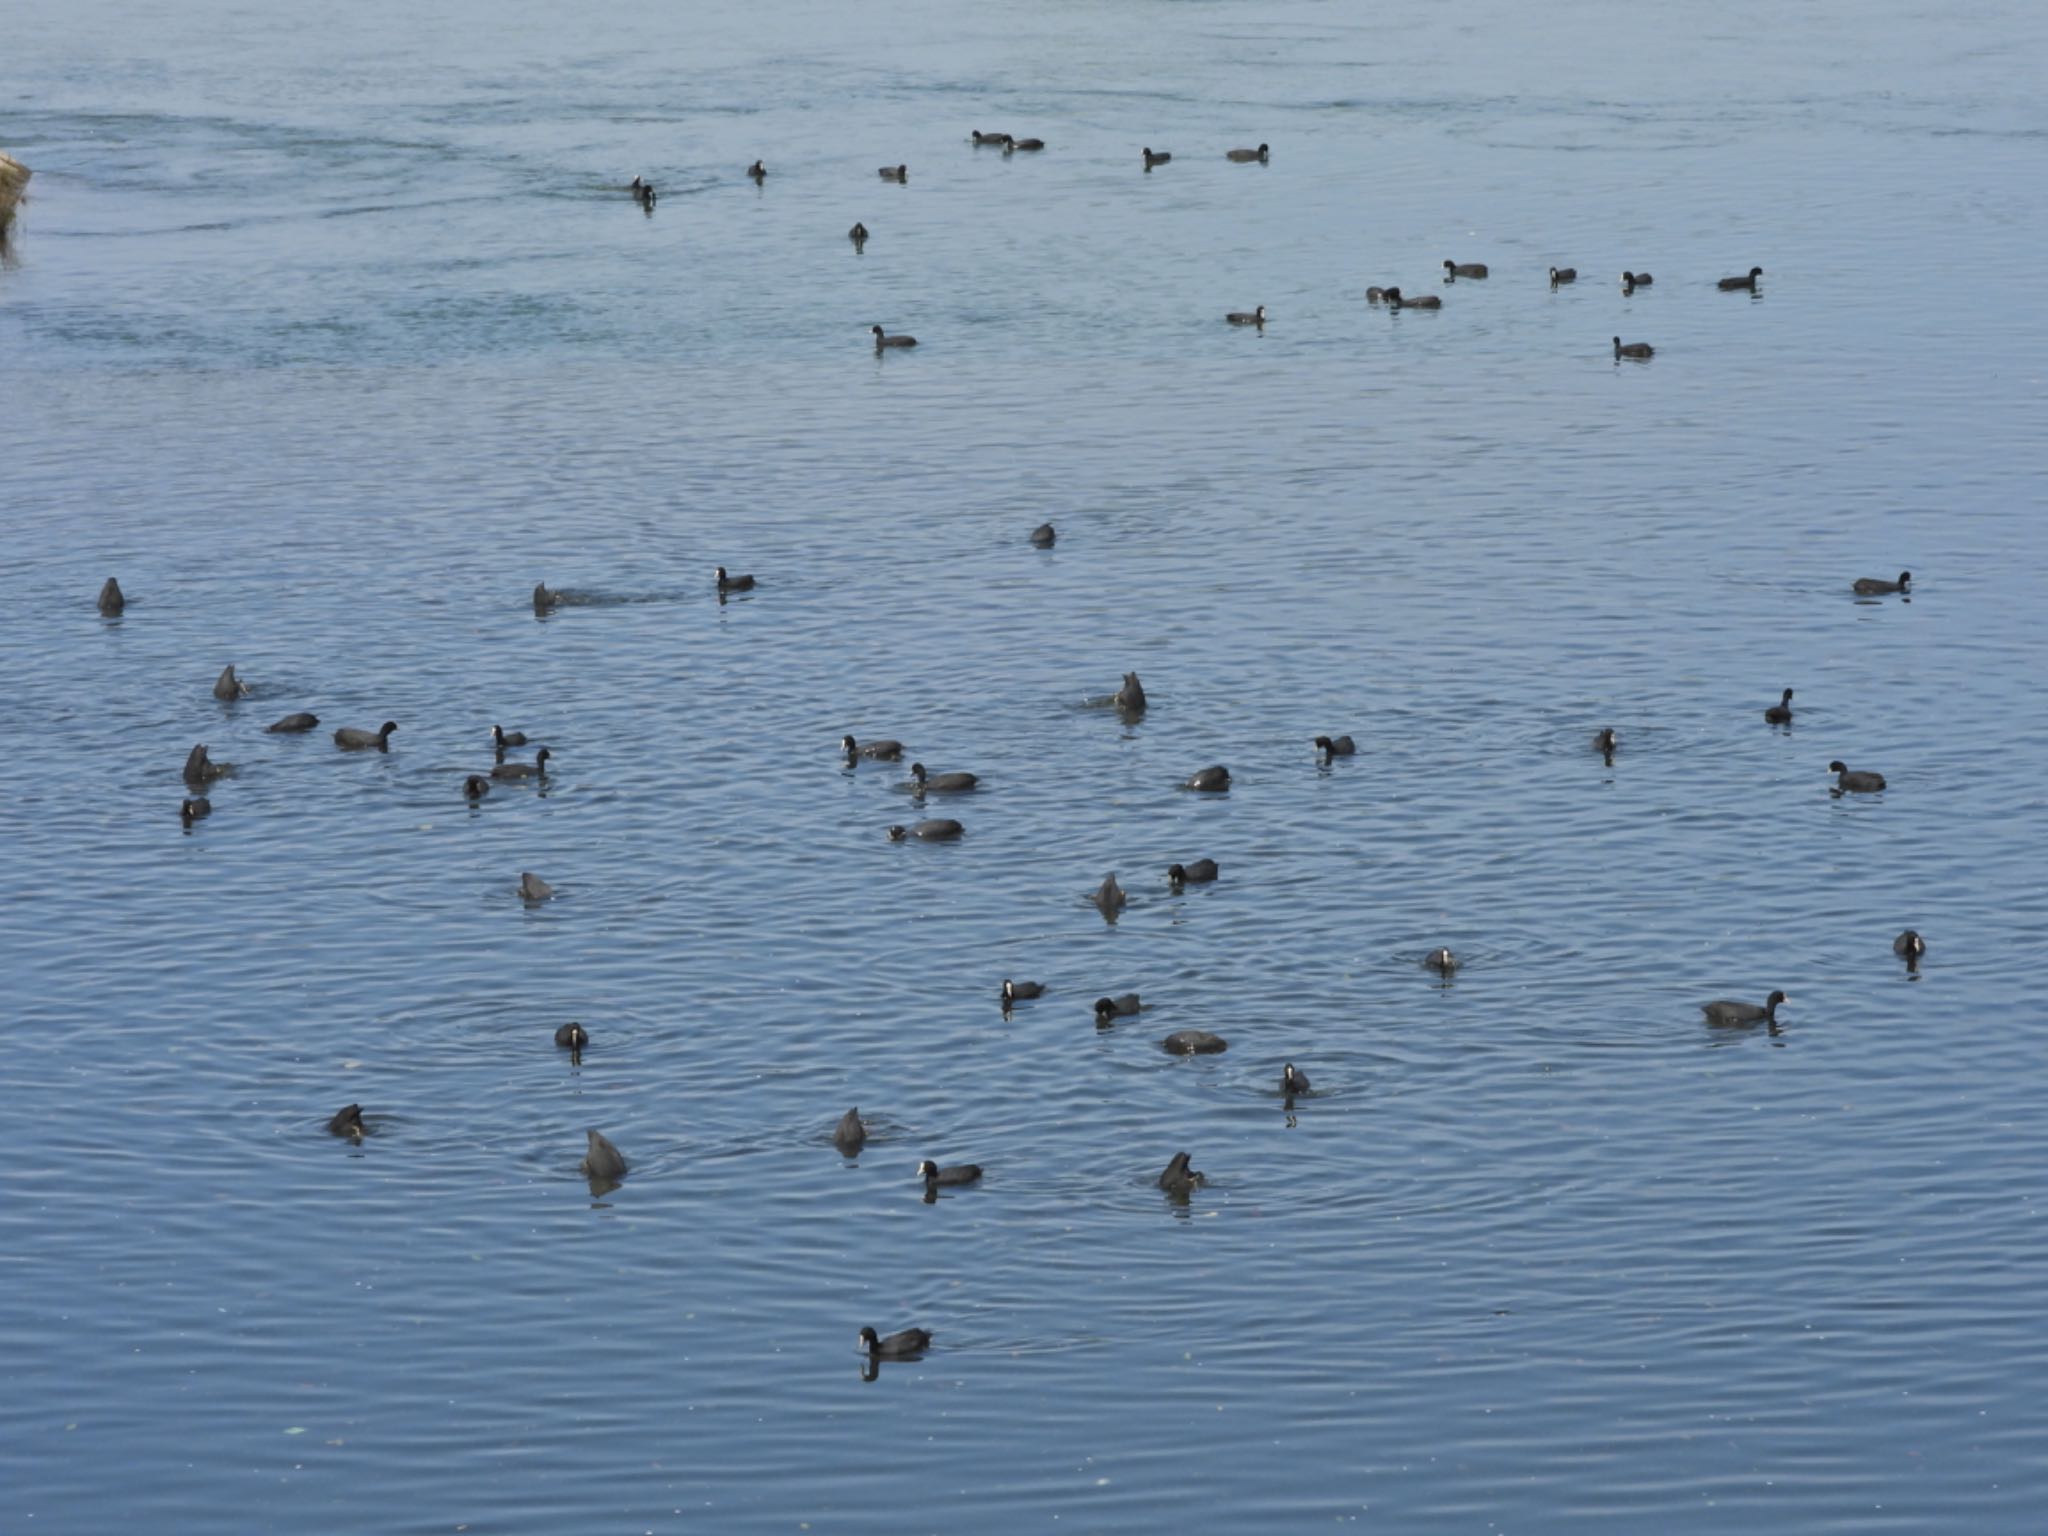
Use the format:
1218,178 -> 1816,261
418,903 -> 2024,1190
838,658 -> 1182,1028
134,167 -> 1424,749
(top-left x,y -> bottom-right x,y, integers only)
580,1129 -> 628,1181
834,1108 -> 867,1154
1157,1151 -> 1205,1194
1093,872 -> 1127,915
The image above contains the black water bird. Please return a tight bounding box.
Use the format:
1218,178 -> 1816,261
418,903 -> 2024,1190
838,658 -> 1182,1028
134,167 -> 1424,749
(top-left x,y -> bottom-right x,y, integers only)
183,744 -> 232,784
1157,1151 -> 1205,1195
492,747 -> 552,780
1093,872 -> 1127,915
334,721 -> 398,751
580,1129 -> 627,1180
834,1108 -> 867,1154
1830,760 -> 1886,793
888,819 -> 963,841
859,1325 -> 931,1359
1094,994 -> 1141,1024
909,762 -> 977,794
1702,992 -> 1787,1026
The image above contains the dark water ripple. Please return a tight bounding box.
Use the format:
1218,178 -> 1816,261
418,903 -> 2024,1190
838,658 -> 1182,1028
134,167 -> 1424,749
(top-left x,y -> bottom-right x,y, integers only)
5,0 -> 2048,1530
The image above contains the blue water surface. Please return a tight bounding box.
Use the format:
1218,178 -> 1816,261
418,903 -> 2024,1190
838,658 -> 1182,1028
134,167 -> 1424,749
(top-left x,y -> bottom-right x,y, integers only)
4,0 -> 2046,1530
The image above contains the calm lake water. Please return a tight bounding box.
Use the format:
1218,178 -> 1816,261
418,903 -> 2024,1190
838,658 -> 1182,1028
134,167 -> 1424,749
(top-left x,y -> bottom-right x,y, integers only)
5,0 -> 2048,1529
